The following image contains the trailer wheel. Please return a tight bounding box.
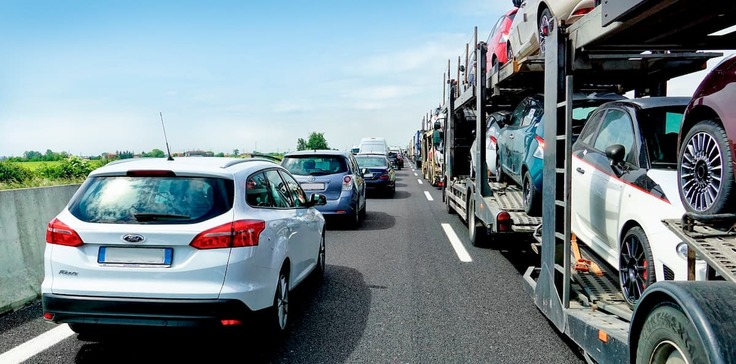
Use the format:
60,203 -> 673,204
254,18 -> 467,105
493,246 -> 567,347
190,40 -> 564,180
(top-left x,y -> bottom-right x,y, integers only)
636,303 -> 707,364
468,200 -> 486,247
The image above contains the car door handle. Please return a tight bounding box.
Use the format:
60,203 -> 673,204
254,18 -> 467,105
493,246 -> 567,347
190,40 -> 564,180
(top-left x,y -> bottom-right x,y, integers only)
576,167 -> 585,174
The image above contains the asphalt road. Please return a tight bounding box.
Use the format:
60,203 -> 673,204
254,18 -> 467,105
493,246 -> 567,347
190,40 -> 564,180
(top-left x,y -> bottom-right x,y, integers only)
0,164 -> 586,364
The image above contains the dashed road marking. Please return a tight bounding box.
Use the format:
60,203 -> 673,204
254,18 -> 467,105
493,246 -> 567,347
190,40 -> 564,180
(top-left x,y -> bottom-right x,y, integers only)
424,191 -> 433,201
0,324 -> 74,364
441,223 -> 472,262
417,179 -> 423,185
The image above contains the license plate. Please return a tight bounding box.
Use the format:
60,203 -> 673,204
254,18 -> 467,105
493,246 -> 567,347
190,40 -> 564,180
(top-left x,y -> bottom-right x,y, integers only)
363,173 -> 373,178
98,247 -> 173,266
300,182 -> 325,190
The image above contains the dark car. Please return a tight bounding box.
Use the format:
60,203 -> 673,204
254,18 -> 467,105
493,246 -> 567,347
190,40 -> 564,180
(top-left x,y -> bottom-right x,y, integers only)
496,92 -> 625,215
387,151 -> 402,170
281,150 -> 366,228
355,153 -> 396,197
678,53 -> 736,216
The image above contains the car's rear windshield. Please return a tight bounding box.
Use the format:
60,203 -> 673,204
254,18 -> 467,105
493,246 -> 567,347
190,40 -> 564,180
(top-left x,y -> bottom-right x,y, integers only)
281,155 -> 348,176
68,176 -> 234,224
356,156 -> 388,168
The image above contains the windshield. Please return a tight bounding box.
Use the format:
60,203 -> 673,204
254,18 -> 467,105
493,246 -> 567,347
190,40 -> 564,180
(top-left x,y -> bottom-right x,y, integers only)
356,156 -> 388,168
282,155 -> 348,175
68,176 -> 234,224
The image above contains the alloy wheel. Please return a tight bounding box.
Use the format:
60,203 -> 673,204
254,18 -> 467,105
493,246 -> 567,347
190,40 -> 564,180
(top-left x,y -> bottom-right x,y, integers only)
619,234 -> 648,305
275,273 -> 289,330
680,131 -> 723,212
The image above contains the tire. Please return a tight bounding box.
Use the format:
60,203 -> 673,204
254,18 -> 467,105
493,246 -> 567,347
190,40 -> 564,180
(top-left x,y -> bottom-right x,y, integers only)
506,42 -> 513,63
636,303 -> 707,364
348,202 -> 361,229
538,8 -> 553,55
495,159 -> 506,184
267,270 -> 290,335
678,119 -> 736,215
523,170 -> 541,216
468,199 -> 486,247
312,234 -> 326,281
358,198 -> 367,222
619,226 -> 656,308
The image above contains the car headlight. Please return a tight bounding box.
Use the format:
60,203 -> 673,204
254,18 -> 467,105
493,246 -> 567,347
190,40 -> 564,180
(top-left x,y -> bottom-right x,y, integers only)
676,242 -> 701,260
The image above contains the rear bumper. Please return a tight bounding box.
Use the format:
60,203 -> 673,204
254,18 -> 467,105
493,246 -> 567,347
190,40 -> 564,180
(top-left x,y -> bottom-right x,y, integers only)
42,293 -> 255,328
314,194 -> 357,215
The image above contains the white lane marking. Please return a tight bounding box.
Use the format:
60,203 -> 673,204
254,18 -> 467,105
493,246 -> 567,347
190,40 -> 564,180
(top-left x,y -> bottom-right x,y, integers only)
0,324 -> 74,363
413,172 -> 418,176
417,179 -> 423,185
441,223 -> 473,262
424,191 -> 433,201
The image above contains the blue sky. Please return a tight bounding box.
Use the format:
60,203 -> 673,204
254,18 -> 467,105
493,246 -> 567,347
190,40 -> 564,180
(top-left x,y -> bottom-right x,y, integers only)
0,1 -> 729,157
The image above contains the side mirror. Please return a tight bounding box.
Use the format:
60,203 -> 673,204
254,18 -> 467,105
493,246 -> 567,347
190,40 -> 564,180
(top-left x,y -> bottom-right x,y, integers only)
308,193 -> 327,207
362,168 -> 370,176
512,0 -> 522,8
459,65 -> 466,73
605,144 -> 626,176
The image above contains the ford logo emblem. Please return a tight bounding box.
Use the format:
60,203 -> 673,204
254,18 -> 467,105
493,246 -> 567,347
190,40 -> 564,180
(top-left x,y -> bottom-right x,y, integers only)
122,234 -> 145,243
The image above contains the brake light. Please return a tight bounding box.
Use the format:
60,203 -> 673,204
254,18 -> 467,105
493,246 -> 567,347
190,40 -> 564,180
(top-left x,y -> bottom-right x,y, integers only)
572,7 -> 593,17
533,136 -> 544,159
489,136 -> 497,149
497,211 -> 511,232
343,175 -> 353,191
380,175 -> 389,180
190,220 -> 265,249
46,218 -> 84,247
126,170 -> 176,177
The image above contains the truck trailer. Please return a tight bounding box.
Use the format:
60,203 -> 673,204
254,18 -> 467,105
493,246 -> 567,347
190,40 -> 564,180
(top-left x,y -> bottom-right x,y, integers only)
440,1 -> 736,363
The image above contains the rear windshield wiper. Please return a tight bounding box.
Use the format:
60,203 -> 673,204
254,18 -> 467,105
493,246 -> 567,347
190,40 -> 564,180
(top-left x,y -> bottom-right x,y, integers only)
133,213 -> 191,222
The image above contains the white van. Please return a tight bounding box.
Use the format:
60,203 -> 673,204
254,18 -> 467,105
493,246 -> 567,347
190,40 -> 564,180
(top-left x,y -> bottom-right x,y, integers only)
358,137 -> 389,155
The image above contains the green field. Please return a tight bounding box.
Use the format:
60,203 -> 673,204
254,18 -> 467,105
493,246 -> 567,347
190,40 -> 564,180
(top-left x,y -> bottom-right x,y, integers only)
15,161 -> 63,171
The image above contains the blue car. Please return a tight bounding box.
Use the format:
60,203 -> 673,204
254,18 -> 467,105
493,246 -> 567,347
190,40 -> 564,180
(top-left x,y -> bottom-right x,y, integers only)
355,153 -> 396,197
496,92 -> 625,215
281,150 -> 367,228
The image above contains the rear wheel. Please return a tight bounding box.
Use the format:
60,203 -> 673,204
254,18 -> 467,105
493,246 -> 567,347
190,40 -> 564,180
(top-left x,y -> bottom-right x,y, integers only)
678,119 -> 735,215
495,160 -> 506,184
313,234 -> 326,281
358,198 -> 367,221
523,170 -> 541,216
348,201 -> 361,229
636,303 -> 707,364
619,226 -> 656,308
267,270 -> 290,335
468,199 -> 487,247
538,8 -> 553,55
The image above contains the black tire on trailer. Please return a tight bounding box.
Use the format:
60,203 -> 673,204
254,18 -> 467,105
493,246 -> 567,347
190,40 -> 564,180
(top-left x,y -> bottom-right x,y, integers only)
678,119 -> 736,215
468,199 -> 486,247
635,303 -> 707,364
523,170 -> 541,216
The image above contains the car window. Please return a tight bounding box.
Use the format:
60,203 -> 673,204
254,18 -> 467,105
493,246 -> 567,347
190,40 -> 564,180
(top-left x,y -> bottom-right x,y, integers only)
638,107 -> 686,167
279,171 -> 309,208
68,176 -> 233,224
282,155 -> 348,176
578,109 -> 604,146
356,156 -> 388,168
592,108 -> 636,165
264,169 -> 292,208
246,171 -> 273,207
509,99 -> 529,127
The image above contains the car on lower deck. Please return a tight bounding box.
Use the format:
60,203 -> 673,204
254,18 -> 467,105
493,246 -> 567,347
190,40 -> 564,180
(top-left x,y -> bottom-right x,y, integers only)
42,157 -> 327,338
281,150 -> 367,228
570,97 -> 707,308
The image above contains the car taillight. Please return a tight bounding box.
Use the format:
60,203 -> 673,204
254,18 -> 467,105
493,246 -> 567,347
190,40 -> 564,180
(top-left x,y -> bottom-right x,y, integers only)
497,211 -> 511,232
533,136 -> 544,159
380,175 -> 389,180
489,136 -> 497,149
343,175 -> 353,190
572,8 -> 593,17
190,220 -> 265,249
46,218 -> 84,247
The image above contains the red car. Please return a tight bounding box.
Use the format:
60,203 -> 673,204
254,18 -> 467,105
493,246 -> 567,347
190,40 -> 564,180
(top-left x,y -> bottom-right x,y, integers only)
678,53 -> 736,216
487,8 -> 518,72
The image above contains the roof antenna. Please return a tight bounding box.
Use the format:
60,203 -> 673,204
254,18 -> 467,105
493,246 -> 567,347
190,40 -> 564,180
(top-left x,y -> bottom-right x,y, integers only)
159,112 -> 174,161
